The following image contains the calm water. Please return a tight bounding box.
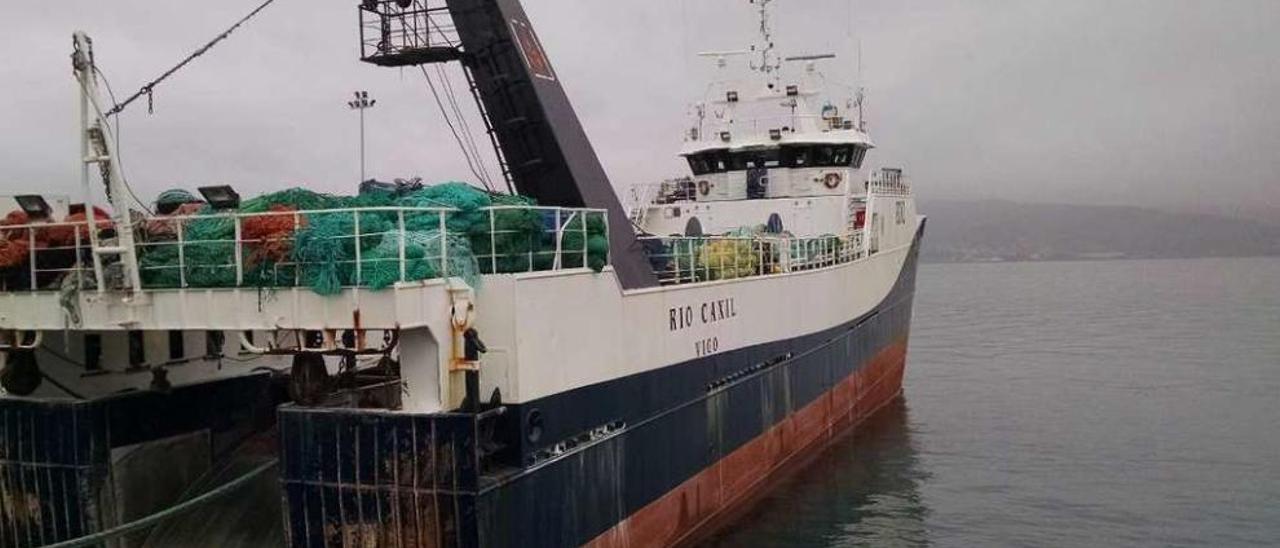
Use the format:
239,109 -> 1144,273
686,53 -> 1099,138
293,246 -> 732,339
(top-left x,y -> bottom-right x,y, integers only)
706,257 -> 1280,547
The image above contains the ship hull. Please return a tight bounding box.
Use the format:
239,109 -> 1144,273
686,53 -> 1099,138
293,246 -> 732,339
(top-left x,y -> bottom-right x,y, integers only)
279,223 -> 923,547
584,341 -> 908,548
0,373 -> 283,548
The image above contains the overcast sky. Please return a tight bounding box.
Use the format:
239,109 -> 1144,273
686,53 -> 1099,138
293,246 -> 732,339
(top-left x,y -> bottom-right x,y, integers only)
0,0 -> 1276,218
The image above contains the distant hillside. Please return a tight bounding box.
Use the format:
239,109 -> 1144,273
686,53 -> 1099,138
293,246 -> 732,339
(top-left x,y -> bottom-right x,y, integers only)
918,200 -> 1280,263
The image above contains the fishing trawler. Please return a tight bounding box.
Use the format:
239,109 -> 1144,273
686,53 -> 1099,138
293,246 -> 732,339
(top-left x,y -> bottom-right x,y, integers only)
0,0 -> 922,546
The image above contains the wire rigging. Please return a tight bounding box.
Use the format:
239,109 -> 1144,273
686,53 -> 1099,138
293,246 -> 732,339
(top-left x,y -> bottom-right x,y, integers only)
77,75 -> 155,215
436,64 -> 495,188
424,15 -> 500,192
105,0 -> 282,118
93,67 -> 155,215
420,66 -> 494,192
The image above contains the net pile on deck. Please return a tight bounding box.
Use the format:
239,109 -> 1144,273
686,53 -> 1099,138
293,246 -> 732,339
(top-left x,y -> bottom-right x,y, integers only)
0,207 -> 111,290
128,182 -> 609,295
647,225 -> 844,283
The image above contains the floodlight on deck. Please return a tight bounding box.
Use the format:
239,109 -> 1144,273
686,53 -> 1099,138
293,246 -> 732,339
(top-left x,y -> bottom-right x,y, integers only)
14,195 -> 52,220
198,185 -> 242,210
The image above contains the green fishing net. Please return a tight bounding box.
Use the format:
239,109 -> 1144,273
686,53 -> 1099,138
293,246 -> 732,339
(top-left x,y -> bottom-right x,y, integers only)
134,183 -> 597,294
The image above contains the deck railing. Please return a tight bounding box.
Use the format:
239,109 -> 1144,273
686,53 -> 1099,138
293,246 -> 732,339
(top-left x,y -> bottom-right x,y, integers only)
639,231 -> 866,285
473,206 -> 610,275
868,171 -> 911,197
0,205 -> 610,293
0,218 -> 95,292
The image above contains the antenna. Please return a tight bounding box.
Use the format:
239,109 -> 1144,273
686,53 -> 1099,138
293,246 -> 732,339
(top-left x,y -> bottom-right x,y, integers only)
747,0 -> 782,81
784,54 -> 837,62
857,38 -> 863,85
697,50 -> 749,69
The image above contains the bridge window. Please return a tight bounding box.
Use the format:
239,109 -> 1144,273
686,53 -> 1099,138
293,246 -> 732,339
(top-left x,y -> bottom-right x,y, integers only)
851,146 -> 867,169
729,149 -> 781,170
689,155 -> 712,175
689,146 -> 864,174
781,145 -> 867,169
788,147 -> 812,167
687,151 -> 731,175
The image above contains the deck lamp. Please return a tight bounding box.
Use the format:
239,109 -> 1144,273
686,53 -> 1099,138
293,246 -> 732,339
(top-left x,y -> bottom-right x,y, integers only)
720,131 -> 732,142
198,185 -> 242,210
769,128 -> 783,141
785,85 -> 799,97
14,195 -> 51,221
726,91 -> 739,103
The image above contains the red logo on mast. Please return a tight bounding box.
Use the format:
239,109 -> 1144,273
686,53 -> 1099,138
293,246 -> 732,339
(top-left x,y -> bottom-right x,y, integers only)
510,18 -> 557,82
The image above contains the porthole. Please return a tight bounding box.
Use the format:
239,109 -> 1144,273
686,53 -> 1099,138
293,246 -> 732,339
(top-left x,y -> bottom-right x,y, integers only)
526,409 -> 545,443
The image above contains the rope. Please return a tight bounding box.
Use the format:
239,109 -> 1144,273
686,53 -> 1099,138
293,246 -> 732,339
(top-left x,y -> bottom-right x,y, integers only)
105,0 -> 281,118
425,16 -> 496,189
437,64 -> 495,188
75,76 -> 155,216
420,66 -> 494,191
44,459 -> 278,548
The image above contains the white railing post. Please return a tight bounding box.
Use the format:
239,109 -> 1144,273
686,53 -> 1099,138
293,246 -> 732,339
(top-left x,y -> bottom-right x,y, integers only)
758,239 -> 765,276
717,239 -> 724,281
293,211 -> 302,286
489,208 -> 498,274
177,217 -> 186,288
603,211 -> 611,266
28,228 -> 37,291
233,215 -> 244,286
581,211 -> 589,267
438,211 -> 449,279
670,238 -> 680,284
74,227 -> 83,289
398,210 -> 407,282
706,240 -> 716,282
353,210 -> 363,287
553,209 -> 563,270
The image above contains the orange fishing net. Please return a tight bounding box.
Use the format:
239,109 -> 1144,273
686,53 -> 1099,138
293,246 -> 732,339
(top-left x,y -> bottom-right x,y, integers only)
244,205 -> 304,266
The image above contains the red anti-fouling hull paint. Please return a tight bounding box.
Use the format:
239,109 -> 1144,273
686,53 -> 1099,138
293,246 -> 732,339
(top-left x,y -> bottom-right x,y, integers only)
586,341 -> 908,548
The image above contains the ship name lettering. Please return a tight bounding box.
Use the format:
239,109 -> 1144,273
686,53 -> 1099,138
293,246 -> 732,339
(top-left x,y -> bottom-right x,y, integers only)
695,337 -> 720,357
668,298 -> 737,332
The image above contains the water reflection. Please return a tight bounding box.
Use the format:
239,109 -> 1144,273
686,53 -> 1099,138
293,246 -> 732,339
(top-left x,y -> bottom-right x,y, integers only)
702,397 -> 930,547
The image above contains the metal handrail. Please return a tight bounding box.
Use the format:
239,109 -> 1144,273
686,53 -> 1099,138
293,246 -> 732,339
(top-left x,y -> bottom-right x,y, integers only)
868,179 -> 912,197
0,205 -> 612,294
639,231 -> 866,285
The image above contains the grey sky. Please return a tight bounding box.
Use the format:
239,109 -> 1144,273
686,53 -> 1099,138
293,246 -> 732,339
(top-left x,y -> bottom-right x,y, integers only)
0,1 -> 1276,217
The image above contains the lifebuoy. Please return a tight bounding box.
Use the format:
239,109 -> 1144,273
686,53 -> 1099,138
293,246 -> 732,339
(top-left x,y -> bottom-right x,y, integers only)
823,173 -> 843,189
698,180 -> 712,196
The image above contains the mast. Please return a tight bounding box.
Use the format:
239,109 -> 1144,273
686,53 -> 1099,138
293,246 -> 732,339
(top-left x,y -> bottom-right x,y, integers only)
748,0 -> 783,85
72,32 -> 144,296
